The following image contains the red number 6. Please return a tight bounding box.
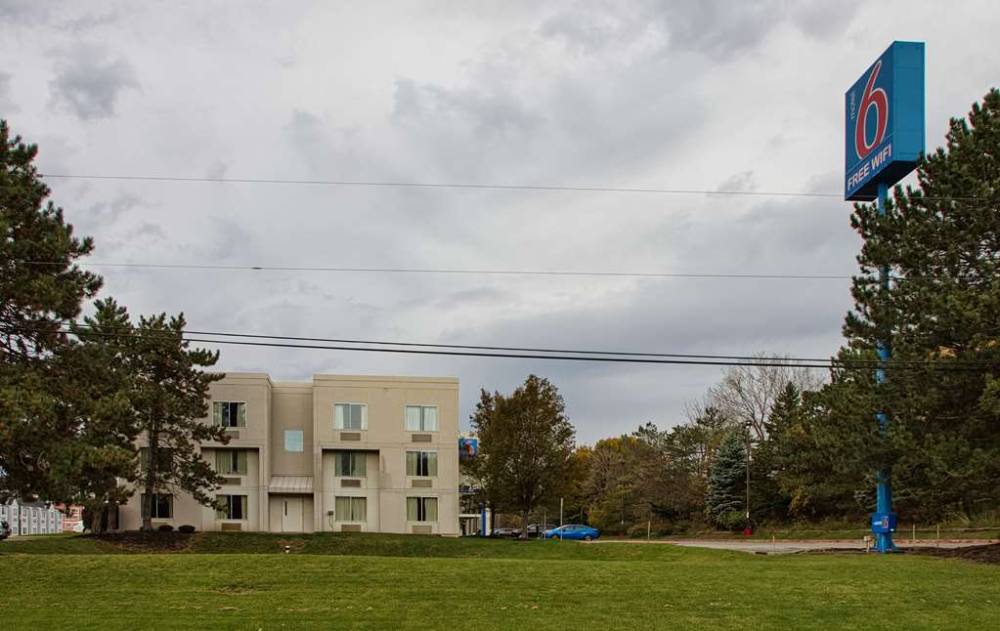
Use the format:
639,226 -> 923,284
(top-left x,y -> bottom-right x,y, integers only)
855,60 -> 889,160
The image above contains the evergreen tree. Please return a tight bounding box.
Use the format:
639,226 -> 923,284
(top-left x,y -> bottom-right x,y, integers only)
0,120 -> 102,362
836,89 -> 1000,520
705,430 -> 747,529
0,119 -> 103,500
126,311 -> 227,531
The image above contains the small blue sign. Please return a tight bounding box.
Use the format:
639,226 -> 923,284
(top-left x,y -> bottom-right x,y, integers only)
845,41 -> 924,201
870,512 -> 897,534
459,437 -> 478,460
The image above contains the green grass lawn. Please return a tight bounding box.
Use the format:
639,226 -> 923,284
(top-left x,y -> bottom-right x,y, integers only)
2,534 -> 998,630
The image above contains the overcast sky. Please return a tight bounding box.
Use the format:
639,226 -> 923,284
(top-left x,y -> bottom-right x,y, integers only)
2,1 -> 997,443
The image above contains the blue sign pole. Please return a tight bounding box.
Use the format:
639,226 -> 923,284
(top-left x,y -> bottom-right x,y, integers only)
845,41 -> 922,552
873,181 -> 897,553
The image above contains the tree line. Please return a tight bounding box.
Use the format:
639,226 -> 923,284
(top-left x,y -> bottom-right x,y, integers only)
466,90 -> 1000,535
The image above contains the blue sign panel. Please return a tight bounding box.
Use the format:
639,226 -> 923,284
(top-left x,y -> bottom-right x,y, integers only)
459,437 -> 478,460
845,41 -> 925,201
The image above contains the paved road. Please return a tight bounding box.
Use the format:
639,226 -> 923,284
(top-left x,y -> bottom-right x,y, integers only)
595,538 -> 997,555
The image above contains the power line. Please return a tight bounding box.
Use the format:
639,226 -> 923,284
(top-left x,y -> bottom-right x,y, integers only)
22,260 -> 853,281
36,172 -> 992,203
179,329 -> 836,363
39,173 -> 842,198
22,323 -> 994,372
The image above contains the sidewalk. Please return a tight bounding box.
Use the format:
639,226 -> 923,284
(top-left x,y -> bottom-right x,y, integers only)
593,538 -> 998,554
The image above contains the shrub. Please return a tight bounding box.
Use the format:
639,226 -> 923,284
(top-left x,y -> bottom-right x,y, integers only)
178,525 -> 196,534
716,510 -> 746,532
157,524 -> 175,532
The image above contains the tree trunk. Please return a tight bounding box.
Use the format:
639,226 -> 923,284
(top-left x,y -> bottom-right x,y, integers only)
520,510 -> 530,540
89,507 -> 103,534
142,427 -> 157,532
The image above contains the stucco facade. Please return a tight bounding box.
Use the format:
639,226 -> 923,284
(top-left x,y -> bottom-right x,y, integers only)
118,373 -> 460,535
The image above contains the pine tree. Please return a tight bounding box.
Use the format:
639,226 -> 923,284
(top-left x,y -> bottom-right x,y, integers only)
705,430 -> 747,529
0,119 -> 103,500
0,120 -> 102,362
126,311 -> 227,531
834,89 -> 1000,520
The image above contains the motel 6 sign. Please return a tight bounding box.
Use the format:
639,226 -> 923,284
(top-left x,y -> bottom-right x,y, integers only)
844,41 -> 925,201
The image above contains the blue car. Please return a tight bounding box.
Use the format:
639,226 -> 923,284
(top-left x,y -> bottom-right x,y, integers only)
543,524 -> 600,541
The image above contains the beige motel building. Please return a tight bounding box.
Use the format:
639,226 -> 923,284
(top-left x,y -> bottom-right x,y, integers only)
119,373 -> 461,535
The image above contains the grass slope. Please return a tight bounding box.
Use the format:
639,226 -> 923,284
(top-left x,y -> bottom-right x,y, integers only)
2,534 -> 998,630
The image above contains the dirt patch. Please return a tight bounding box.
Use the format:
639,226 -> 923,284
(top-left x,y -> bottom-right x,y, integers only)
91,531 -> 196,553
909,543 -> 1000,564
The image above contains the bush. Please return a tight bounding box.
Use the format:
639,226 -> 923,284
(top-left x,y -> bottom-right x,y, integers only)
716,510 -> 746,532
157,524 -> 175,533
178,525 -> 195,534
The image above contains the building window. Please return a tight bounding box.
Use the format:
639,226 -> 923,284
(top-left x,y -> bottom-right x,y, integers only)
334,452 -> 366,477
405,405 -> 438,432
334,496 -> 367,522
141,494 -> 173,519
216,495 -> 248,520
284,430 -> 304,452
406,451 -> 438,477
334,403 -> 367,430
213,402 -> 246,428
406,497 -> 438,522
216,450 -> 248,475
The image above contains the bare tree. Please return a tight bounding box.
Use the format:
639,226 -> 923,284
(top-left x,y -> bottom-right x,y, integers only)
706,355 -> 824,442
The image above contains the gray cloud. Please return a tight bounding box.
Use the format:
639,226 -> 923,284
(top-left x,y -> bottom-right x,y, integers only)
0,0 -> 47,25
540,0 -> 863,61
392,79 -> 543,137
0,72 -> 14,113
5,0 -> 993,443
60,10 -> 120,33
716,170 -> 756,193
48,45 -> 138,120
205,160 -> 228,179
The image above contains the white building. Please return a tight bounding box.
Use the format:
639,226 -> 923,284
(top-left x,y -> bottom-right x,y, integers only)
0,499 -> 65,536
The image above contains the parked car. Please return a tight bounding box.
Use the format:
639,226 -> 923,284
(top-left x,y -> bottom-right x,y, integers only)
0,520 -> 11,541
490,527 -> 519,538
543,524 -> 600,541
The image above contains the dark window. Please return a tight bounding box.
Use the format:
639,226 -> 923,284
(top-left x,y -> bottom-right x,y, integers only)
214,402 -> 246,428
141,494 -> 173,519
217,495 -> 247,520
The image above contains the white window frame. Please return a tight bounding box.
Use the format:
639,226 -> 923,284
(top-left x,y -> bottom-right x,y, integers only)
216,494 -> 248,521
334,403 -> 368,430
406,497 -> 438,523
404,405 -> 439,432
216,449 -> 248,475
405,450 -> 438,477
142,493 -> 173,519
213,401 -> 247,428
333,451 -> 367,478
334,496 -> 367,523
284,430 -> 304,453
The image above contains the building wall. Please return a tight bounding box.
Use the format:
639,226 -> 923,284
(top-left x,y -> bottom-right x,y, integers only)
271,384 -> 313,476
312,375 -> 460,536
118,373 -> 460,535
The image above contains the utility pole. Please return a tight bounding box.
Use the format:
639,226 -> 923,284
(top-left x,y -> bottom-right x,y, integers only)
745,420 -> 752,532
559,497 -> 564,541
